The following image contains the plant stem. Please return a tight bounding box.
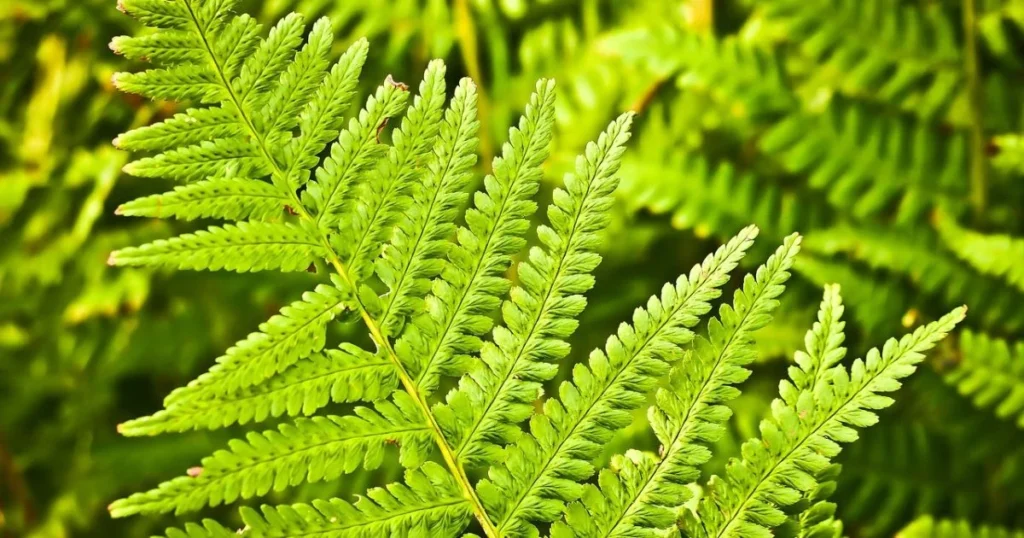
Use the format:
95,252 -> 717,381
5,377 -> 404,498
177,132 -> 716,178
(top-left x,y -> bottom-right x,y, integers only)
962,0 -> 987,221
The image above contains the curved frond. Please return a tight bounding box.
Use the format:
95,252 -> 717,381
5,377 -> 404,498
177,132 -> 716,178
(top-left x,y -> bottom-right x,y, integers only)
936,213 -> 1024,294
694,307 -> 966,538
160,278 -> 348,404
108,221 -> 325,273
110,393 -> 431,516
119,344 -> 396,435
115,178 -> 288,221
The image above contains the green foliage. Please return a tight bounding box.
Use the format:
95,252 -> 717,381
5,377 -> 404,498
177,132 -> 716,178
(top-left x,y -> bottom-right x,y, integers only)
4,0 -> 1021,537
901,516 -> 1024,538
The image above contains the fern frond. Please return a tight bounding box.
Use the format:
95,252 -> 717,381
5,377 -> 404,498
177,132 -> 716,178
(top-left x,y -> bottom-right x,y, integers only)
243,462 -> 472,538
481,226 -> 767,535
394,79 -> 557,393
693,307 -> 966,538
258,17 -> 333,137
109,393 -> 432,516
346,60 -> 448,281
936,213 -> 1024,294
108,221 -> 325,273
112,108 -> 241,153
158,277 -> 348,404
113,65 -> 223,103
760,100 -> 967,222
784,284 -> 847,399
762,0 -> 964,121
115,178 -> 288,221
305,80 -> 409,232
377,78 -> 480,336
117,0 -> 193,29
283,38 -> 369,184
119,344 -> 396,435
548,233 -> 802,538
234,13 -> 305,112
441,113 -> 634,469
899,516 -> 1024,538
946,331 -> 1024,428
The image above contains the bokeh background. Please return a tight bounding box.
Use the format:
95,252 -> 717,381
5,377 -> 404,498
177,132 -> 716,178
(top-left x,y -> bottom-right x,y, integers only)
1,0 -> 1023,536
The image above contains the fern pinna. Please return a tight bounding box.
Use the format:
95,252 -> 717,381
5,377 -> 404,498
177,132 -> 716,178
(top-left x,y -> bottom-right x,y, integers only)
107,1 -> 964,536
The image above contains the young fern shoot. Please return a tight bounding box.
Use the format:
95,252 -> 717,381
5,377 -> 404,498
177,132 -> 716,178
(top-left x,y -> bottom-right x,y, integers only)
106,1 -> 965,537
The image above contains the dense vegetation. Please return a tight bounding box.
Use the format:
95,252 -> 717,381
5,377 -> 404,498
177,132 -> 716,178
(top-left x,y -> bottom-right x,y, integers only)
0,1 -> 1021,537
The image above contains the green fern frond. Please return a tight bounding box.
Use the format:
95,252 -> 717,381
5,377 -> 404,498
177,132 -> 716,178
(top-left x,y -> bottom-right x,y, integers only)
110,392 -> 432,516
936,213 -> 1024,294
112,108 -> 242,152
760,100 -> 968,222
548,233 -> 801,538
115,178 -> 289,221
154,462 -> 472,538
394,79 -> 557,392
481,226 -> 768,535
376,78 -> 480,337
119,344 -> 396,435
305,80 -> 409,232
107,221 -> 326,272
693,306 -> 966,538
158,277 -> 348,403
441,112 -> 634,469
346,60 -> 448,281
946,331 -> 1024,429
899,516 -> 1024,538
762,0 -> 964,121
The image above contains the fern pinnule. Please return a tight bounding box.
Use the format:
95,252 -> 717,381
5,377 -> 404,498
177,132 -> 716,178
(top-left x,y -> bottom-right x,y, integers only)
550,232 -> 802,537
110,392 -> 432,517
482,225 -> 769,535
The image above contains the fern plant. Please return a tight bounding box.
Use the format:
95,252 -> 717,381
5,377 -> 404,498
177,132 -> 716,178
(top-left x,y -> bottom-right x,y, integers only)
106,1 -> 965,537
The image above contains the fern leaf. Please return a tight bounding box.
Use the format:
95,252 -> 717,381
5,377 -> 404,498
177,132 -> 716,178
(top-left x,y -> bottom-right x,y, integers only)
259,17 -> 333,137
115,178 -> 288,221
118,344 -> 397,435
109,393 -> 432,516
899,516 -> 1024,538
936,213 -> 1024,294
116,0 -> 192,29
395,79 -> 557,393
305,81 -> 409,231
242,462 -> 471,538
109,31 -> 204,64
108,221 -> 325,273
346,60 -> 448,280
783,284 -> 847,401
548,233 -> 802,538
122,140 -> 267,182
234,13 -> 305,112
442,113 -> 635,469
157,278 -> 348,407
375,78 -> 480,338
946,331 -> 1024,428
284,38 -> 369,185
694,307 -> 966,538
214,13 -> 262,80
113,65 -> 223,103
481,226 -> 765,535
112,108 -> 241,152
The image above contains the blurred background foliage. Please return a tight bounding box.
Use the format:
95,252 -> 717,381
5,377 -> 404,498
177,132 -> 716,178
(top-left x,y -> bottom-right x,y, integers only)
1,0 -> 1022,536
